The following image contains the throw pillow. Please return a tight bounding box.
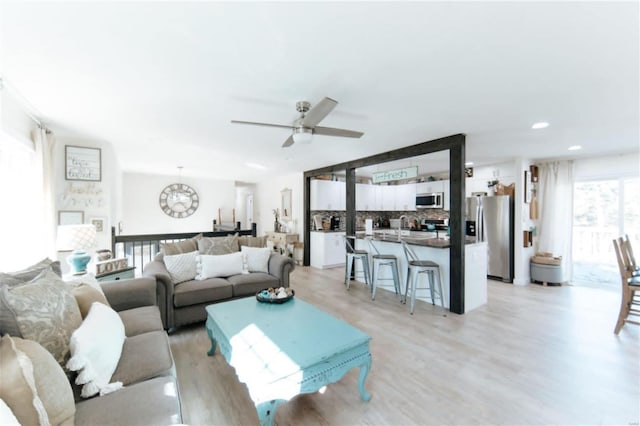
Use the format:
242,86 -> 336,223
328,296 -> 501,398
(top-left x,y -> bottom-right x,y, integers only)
71,283 -> 110,319
238,235 -> 267,248
0,399 -> 20,426
241,246 -> 271,273
12,336 -> 76,425
196,252 -> 244,279
1,259 -> 62,337
160,233 -> 202,256
0,335 -> 49,426
198,233 -> 239,255
66,302 -> 126,398
2,270 -> 82,366
164,250 -> 199,284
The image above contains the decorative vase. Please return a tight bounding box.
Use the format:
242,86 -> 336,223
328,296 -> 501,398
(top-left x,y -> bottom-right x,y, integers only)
274,221 -> 279,232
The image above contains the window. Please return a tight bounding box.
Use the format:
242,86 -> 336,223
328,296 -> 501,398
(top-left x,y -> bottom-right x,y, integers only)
0,130 -> 45,270
572,177 -> 639,286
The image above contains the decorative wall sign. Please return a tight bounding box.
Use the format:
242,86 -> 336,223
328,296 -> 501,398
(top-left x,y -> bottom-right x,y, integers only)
65,146 -> 101,181
95,258 -> 128,275
372,166 -> 418,183
60,182 -> 105,208
90,217 -> 106,232
159,183 -> 199,218
58,210 -> 84,225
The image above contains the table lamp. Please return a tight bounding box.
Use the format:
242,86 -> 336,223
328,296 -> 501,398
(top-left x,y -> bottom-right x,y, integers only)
57,224 -> 97,275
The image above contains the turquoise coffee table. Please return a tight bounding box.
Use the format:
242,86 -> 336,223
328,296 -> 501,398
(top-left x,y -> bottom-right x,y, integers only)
206,297 -> 372,426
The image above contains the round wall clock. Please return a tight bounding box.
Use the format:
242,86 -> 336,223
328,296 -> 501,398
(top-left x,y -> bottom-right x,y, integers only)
159,183 -> 199,218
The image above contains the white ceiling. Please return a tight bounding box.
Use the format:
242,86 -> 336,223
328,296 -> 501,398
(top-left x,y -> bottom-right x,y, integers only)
1,2 -> 638,182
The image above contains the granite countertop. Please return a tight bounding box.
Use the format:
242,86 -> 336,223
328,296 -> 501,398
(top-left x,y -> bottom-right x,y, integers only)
354,231 -> 476,249
311,229 -> 346,233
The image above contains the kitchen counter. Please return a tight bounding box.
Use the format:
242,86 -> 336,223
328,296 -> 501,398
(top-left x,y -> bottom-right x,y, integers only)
354,231 -> 475,249
352,235 -> 487,313
311,229 -> 346,233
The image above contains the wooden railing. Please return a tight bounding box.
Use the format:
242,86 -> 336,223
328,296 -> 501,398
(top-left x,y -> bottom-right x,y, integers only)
111,223 -> 257,274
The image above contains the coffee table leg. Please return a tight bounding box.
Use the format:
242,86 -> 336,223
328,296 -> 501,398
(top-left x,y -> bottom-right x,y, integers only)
358,355 -> 372,401
256,399 -> 284,426
206,326 -> 217,356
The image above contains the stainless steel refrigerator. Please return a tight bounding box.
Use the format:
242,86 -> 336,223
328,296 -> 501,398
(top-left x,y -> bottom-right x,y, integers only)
466,195 -> 514,282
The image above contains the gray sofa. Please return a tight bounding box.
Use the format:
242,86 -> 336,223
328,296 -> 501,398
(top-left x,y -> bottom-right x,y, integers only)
144,252 -> 295,330
74,277 -> 182,425
0,268 -> 182,426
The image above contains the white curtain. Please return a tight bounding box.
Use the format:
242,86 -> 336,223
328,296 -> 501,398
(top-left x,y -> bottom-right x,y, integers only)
32,127 -> 57,260
537,160 -> 574,282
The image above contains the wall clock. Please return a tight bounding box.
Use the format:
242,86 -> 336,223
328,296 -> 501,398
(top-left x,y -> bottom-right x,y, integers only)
159,183 -> 199,218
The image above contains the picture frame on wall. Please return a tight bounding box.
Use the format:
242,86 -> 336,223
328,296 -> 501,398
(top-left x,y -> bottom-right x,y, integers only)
58,210 -> 84,225
90,217 -> 106,233
524,170 -> 532,203
65,145 -> 101,181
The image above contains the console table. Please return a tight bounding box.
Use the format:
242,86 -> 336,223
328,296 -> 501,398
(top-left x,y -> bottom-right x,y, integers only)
265,232 -> 298,256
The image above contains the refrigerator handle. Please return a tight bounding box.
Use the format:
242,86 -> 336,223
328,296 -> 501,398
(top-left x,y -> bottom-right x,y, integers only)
477,203 -> 484,242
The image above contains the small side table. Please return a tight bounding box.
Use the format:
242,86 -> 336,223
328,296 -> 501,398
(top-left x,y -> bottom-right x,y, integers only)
96,266 -> 136,283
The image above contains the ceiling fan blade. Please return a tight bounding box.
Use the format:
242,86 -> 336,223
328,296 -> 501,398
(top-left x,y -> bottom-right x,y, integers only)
231,120 -> 294,130
282,135 -> 295,148
302,97 -> 338,127
314,126 -> 364,138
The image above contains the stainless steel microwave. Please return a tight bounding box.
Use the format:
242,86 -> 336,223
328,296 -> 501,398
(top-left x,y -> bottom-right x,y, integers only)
416,192 -> 443,209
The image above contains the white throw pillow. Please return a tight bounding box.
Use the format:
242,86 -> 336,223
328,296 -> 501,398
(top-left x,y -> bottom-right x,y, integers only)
196,252 -> 244,279
163,250 -> 198,284
66,302 -> 125,398
241,246 -> 271,273
0,399 -> 21,426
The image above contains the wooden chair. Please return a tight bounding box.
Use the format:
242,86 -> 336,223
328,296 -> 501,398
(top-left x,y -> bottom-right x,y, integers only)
612,237 -> 640,334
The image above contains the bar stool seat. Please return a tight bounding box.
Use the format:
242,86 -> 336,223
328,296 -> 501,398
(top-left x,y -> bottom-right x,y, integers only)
367,238 -> 401,301
343,236 -> 371,290
401,241 -> 445,315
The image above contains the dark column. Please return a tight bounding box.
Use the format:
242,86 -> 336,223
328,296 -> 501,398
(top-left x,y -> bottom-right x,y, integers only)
303,175 -> 311,266
448,135 -> 466,314
346,168 -> 356,236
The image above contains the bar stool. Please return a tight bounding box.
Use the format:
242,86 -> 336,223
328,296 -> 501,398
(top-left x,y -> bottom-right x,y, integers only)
400,241 -> 444,315
343,235 -> 371,290
366,238 -> 401,300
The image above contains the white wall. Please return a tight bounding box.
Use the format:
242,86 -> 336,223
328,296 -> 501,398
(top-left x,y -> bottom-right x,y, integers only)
255,172 -> 304,240
120,172 -> 236,234
573,152 -> 639,180
465,161 -> 517,197
53,139 -> 121,252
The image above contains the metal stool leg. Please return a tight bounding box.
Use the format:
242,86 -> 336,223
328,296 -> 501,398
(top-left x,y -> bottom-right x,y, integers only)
427,270 -> 436,305
435,266 -> 445,308
390,260 -> 401,294
410,269 -> 420,315
372,260 -> 380,300
362,255 -> 372,287
345,254 -> 353,289
403,267 -> 411,304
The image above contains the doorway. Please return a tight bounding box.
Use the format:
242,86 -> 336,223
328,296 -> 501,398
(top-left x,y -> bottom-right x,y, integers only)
572,177 -> 639,287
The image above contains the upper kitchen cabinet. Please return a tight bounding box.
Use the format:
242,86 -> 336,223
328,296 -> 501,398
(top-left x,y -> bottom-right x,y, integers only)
416,180 -> 444,194
394,183 -> 416,211
442,180 -> 450,211
311,180 -> 345,211
356,183 -> 375,211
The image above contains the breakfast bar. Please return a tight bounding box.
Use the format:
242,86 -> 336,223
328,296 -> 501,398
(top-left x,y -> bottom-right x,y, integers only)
353,232 -> 488,313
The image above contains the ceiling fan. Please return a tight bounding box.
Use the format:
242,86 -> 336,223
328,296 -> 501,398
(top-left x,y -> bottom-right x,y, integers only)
231,97 -> 364,148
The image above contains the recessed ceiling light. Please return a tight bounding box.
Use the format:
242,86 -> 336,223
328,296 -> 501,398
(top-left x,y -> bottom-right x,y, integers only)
245,162 -> 267,170
531,122 -> 549,129
465,162 -> 474,166
568,145 -> 582,151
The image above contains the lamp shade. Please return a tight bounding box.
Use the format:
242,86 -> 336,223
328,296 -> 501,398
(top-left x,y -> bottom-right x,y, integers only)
56,225 -> 97,251
57,225 -> 97,275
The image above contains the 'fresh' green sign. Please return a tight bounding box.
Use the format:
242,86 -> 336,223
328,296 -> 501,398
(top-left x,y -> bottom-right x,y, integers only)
372,166 -> 418,183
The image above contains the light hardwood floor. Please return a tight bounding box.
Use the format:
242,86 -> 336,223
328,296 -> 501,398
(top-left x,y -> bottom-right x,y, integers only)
169,267 -> 640,425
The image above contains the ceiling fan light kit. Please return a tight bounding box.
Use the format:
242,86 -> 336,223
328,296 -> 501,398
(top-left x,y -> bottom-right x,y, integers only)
292,127 -> 313,144
232,97 -> 364,148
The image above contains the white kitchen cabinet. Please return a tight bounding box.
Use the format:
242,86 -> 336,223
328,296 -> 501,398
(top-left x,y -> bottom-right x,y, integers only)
379,185 -> 396,211
442,179 -> 450,211
310,231 -> 346,269
311,180 -> 345,211
356,183 -> 375,211
394,183 -> 416,211
416,180 -> 444,194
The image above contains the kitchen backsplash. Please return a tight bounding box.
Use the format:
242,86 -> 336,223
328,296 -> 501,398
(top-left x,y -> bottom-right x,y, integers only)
311,210 -> 449,231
